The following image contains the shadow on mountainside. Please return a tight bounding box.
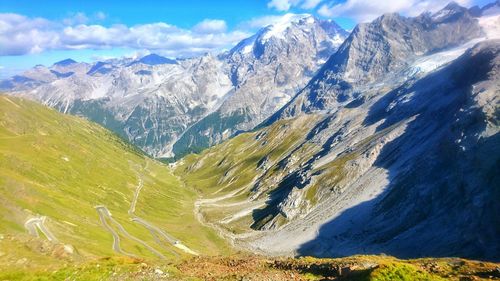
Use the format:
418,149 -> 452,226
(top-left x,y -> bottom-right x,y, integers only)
297,42 -> 500,261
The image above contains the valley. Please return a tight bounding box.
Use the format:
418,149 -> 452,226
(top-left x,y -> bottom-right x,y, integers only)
0,1 -> 499,280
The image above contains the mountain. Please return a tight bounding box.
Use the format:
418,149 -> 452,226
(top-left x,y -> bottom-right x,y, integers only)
0,96 -> 228,262
1,2 -> 500,278
1,14 -> 348,159
53,58 -> 78,67
2,96 -> 498,280
272,2 -> 484,118
128,54 -> 177,66
172,14 -> 348,157
175,3 -> 500,260
3,54 -> 234,158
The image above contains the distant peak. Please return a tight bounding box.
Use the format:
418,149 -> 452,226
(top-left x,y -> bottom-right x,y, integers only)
129,54 -> 177,66
444,1 -> 462,9
378,12 -> 402,20
480,0 -> 500,16
432,2 -> 467,21
87,61 -> 113,75
440,1 -> 468,13
53,58 -> 77,67
265,13 -> 315,30
227,14 -> 345,56
259,13 -> 316,42
275,13 -> 313,24
142,53 -> 165,60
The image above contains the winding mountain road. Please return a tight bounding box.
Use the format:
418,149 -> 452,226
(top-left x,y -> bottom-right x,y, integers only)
96,161 -> 198,258
95,205 -> 165,259
129,162 -> 199,255
24,216 -> 58,242
131,217 -> 180,256
95,206 -> 138,257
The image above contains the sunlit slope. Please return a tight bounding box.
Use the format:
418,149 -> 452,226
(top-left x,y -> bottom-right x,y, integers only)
175,114 -> 327,234
0,96 -> 228,261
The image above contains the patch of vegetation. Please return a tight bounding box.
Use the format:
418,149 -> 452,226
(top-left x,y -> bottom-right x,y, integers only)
370,262 -> 444,281
172,109 -> 250,160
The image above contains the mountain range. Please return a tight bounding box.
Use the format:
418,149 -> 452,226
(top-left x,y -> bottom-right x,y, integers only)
1,14 -> 347,159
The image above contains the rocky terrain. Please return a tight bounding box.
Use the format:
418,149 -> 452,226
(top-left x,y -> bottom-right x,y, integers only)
172,15 -> 347,157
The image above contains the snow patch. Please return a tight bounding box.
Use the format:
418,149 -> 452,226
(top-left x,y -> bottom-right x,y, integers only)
479,14 -> 500,39
409,37 -> 486,75
261,13 -> 313,42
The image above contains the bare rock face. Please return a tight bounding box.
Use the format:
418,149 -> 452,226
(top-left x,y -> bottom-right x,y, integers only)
250,40 -> 499,259
334,3 -> 482,84
277,187 -> 309,220
273,3 -> 484,119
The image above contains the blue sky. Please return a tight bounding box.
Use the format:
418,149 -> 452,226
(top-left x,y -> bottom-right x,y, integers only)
0,0 -> 492,78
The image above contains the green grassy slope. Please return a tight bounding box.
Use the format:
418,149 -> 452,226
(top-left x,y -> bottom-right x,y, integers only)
0,96 -> 229,266
177,115 -> 322,197
175,114 -> 327,232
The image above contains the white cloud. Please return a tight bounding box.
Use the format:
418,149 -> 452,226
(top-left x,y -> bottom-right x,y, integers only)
267,0 -> 321,11
301,0 -> 323,9
62,11 -> 107,25
241,15 -> 286,29
267,0 -> 298,11
193,19 -> 227,33
62,12 -> 89,25
0,13 -> 251,58
318,0 -> 471,22
0,13 -> 60,56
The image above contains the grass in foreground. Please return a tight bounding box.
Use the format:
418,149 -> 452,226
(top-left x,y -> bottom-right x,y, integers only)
1,251 -> 499,281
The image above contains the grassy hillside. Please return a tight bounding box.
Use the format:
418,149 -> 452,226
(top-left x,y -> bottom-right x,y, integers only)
175,113 -> 334,233
0,96 -> 229,269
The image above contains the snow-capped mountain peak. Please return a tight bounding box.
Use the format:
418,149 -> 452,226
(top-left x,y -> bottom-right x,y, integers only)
260,13 -> 314,42
228,14 -> 346,57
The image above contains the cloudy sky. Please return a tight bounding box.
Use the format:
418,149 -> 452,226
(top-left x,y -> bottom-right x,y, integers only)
0,0 -> 492,78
